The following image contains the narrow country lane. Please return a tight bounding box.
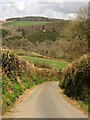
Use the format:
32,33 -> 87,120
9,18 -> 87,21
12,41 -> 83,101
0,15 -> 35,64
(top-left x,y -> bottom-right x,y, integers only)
4,82 -> 88,118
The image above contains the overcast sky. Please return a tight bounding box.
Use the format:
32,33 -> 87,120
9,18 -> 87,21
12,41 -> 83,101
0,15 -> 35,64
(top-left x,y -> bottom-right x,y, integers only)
0,0 -> 89,20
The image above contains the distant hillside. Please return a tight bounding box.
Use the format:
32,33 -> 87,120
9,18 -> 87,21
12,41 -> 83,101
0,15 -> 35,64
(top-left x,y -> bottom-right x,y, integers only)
2,21 -> 47,27
6,16 -> 59,22
2,19 -> 88,61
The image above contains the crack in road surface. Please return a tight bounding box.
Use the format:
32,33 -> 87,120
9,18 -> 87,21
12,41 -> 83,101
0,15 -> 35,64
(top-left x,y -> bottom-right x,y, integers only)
4,82 -> 88,118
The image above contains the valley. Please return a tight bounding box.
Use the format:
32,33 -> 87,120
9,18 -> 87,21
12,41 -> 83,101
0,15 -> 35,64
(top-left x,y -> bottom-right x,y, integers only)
1,12 -> 89,118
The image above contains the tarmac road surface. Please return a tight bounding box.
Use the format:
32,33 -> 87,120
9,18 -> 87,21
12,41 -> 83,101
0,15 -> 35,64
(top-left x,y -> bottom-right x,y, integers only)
4,82 -> 88,118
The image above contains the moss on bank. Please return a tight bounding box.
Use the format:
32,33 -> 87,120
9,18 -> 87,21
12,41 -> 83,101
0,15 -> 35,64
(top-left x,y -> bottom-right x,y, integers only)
59,54 -> 90,112
2,49 -> 59,113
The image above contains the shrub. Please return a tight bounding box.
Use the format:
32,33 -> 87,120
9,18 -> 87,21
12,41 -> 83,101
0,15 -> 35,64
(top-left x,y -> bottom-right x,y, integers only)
1,29 -> 9,38
60,54 -> 89,101
31,75 -> 47,85
27,31 -> 59,44
34,61 -> 51,69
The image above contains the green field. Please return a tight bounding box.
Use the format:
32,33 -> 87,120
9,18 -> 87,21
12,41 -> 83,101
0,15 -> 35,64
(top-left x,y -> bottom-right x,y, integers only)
3,21 -> 47,27
21,56 -> 69,70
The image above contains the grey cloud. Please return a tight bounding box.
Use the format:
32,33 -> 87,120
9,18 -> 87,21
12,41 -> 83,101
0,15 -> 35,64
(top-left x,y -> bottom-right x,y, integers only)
38,2 -> 88,14
0,0 -> 88,20
33,2 -> 88,19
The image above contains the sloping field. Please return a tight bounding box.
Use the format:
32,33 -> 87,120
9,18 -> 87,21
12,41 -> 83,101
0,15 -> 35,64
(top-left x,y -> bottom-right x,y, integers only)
21,56 -> 69,70
2,21 -> 47,27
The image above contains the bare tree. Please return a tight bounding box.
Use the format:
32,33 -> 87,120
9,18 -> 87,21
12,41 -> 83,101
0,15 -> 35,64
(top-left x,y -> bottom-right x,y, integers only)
77,5 -> 88,21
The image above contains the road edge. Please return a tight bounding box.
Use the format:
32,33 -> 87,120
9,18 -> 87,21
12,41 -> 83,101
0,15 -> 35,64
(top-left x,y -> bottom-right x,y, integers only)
57,85 -> 88,116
